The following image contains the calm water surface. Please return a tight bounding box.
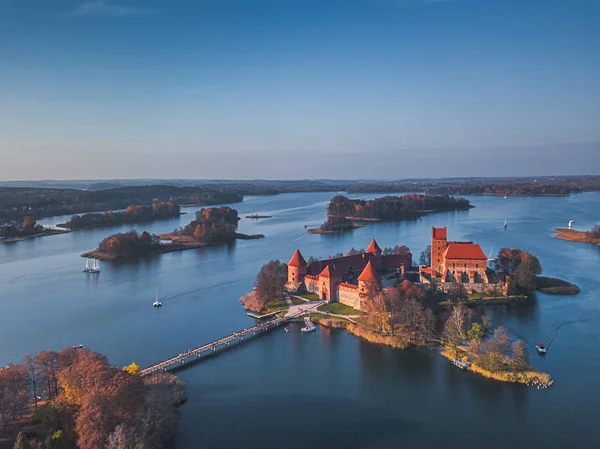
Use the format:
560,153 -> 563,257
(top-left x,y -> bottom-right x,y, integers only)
1,192 -> 599,448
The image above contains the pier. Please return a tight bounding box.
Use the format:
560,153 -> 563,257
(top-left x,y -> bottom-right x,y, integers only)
141,314 -> 292,376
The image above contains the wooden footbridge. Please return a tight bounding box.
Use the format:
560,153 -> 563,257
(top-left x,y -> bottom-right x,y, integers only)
141,313 -> 295,376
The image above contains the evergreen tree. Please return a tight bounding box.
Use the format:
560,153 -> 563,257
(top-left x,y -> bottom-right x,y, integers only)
13,432 -> 30,449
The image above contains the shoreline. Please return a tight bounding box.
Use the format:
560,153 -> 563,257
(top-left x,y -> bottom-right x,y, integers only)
57,212 -> 185,230
81,232 -> 264,261
440,349 -> 552,388
553,228 -> 600,247
0,228 -> 70,244
307,224 -> 365,234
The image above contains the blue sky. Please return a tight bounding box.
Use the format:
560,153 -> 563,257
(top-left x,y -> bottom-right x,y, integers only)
0,0 -> 599,180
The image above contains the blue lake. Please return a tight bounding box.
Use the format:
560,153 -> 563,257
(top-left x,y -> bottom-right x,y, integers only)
1,192 -> 599,448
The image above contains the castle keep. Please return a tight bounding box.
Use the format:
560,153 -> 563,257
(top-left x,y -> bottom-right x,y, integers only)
285,239 -> 412,311
420,227 -> 497,293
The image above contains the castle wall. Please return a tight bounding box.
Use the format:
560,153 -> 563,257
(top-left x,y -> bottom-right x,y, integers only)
339,284 -> 361,310
431,238 -> 447,273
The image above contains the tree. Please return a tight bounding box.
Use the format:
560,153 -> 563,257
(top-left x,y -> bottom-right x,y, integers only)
45,430 -> 69,449
22,216 -> 36,230
511,340 -> 528,371
447,282 -> 467,302
443,304 -> 473,347
23,354 -> 40,408
419,245 -> 431,266
363,291 -> 391,334
512,251 -> 541,291
254,260 -> 287,305
13,432 -> 30,449
489,327 -> 511,354
240,291 -> 265,313
123,363 -> 140,376
0,364 -> 29,431
466,322 -> 484,343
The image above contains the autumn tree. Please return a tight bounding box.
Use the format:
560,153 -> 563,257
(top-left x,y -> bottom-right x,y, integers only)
447,282 -> 467,302
511,340 -> 528,371
0,364 -> 29,431
466,322 -> 484,343
363,290 -> 391,334
22,216 -> 36,230
35,350 -> 59,400
23,355 -> 40,408
512,251 -> 542,291
13,432 -> 30,449
254,260 -> 287,305
123,362 -> 140,376
443,304 -> 473,349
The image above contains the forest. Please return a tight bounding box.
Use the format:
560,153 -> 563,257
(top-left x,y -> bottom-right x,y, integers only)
59,202 -> 180,229
0,186 -> 242,223
0,217 -> 47,239
327,194 -> 471,220
173,207 -> 240,243
1,347 -> 187,449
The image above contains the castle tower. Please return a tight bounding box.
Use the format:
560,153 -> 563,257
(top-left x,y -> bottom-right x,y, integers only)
431,227 -> 448,274
317,265 -> 334,301
366,238 -> 382,257
286,249 -> 307,292
357,260 -> 381,297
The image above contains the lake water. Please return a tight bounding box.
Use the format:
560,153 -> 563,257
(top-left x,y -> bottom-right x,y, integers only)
1,192 -> 599,448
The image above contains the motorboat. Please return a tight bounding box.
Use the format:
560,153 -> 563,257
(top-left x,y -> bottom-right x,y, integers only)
153,288 -> 162,307
301,316 -> 316,333
72,344 -> 83,349
535,343 -> 547,354
284,327 -> 290,333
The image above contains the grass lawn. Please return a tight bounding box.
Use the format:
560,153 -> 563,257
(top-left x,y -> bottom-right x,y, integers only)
309,313 -> 350,323
266,299 -> 289,313
290,297 -> 305,305
300,293 -> 320,300
317,302 -> 359,315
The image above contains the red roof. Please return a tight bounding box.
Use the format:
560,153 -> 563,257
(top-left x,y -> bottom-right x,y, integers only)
443,242 -> 487,260
366,238 -> 382,254
304,274 -> 318,280
358,261 -> 380,283
339,282 -> 358,290
432,227 -> 447,240
288,249 -> 307,267
318,265 -> 331,278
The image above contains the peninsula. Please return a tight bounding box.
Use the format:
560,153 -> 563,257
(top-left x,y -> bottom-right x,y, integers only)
307,216 -> 364,234
0,216 -> 68,243
553,226 -> 600,247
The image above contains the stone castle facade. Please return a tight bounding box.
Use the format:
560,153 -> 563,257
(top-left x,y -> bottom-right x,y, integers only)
285,239 -> 412,311
420,227 -> 501,294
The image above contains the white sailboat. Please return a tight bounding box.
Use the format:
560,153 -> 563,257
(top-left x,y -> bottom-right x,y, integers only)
568,220 -> 575,229
487,246 -> 497,263
83,258 -> 91,273
503,219 -> 507,229
89,259 -> 100,273
153,289 -> 162,307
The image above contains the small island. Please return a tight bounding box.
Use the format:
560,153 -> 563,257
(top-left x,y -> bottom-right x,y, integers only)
245,214 -> 272,219
82,206 -> 263,261
307,216 -> 364,234
326,193 -> 473,222
0,216 -> 69,243
554,226 -> 600,247
58,201 -> 182,229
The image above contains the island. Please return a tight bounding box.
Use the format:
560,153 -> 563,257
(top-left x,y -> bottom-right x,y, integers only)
326,193 -> 473,222
1,347 -> 187,449
82,206 -> 263,261
307,216 -> 364,234
553,226 -> 600,247
0,216 -> 69,243
57,201 -> 182,229
240,229 -> 574,388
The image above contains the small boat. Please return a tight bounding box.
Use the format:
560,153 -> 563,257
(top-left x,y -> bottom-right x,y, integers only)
284,327 -> 290,333
83,258 -> 91,272
535,343 -> 547,354
503,219 -> 508,228
153,288 -> 162,307
89,259 -> 100,273
72,344 -> 83,349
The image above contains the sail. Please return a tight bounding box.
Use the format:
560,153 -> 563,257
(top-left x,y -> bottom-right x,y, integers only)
85,259 -> 89,270
93,259 -> 100,270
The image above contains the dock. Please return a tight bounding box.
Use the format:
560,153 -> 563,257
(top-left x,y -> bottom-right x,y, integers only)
246,310 -> 279,320
451,358 -> 471,370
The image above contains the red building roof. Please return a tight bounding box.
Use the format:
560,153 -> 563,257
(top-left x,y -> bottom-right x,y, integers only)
339,282 -> 359,290
358,261 -> 380,283
443,242 -> 487,260
318,265 -> 332,278
288,249 -> 307,267
432,227 -> 447,240
366,238 -> 382,254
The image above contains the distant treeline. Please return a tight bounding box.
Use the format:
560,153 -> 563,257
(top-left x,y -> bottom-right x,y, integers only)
346,176 -> 600,196
59,201 -> 180,229
174,206 -> 240,243
0,185 -> 242,222
327,194 -> 472,220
